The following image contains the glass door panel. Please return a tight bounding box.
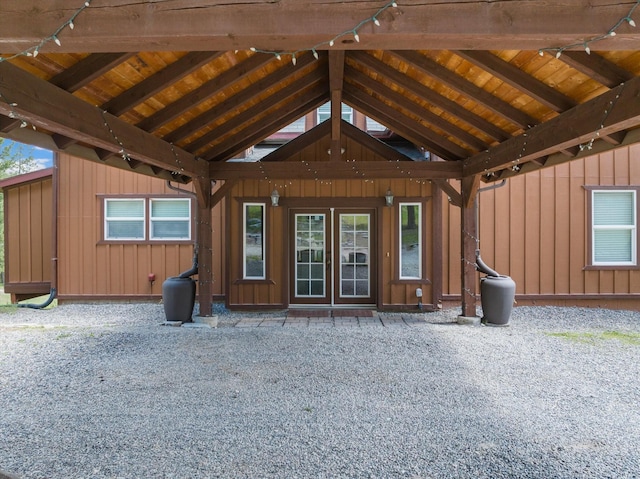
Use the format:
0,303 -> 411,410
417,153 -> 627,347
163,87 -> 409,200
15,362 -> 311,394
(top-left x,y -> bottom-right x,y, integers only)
295,214 -> 326,298
339,213 -> 370,298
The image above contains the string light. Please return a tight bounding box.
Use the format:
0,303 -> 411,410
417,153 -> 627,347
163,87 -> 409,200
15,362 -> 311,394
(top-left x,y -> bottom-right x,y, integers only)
579,83 -> 625,151
0,92 -> 35,130
539,0 -> 639,57
100,110 -> 131,163
0,1 -> 92,63
245,1 -> 399,64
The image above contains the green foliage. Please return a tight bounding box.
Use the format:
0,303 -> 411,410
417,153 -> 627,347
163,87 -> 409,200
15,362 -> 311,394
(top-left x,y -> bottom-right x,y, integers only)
546,330 -> 640,345
0,139 -> 41,278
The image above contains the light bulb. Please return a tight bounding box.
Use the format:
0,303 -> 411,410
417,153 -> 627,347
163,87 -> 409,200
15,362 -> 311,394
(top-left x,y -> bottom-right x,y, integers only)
69,21 -> 74,29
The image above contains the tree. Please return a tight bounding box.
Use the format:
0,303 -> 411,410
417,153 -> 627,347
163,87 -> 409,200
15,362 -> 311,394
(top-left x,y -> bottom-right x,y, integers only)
0,138 -> 41,282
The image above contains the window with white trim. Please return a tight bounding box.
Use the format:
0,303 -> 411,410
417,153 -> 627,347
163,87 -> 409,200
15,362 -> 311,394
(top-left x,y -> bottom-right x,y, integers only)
150,199 -> 191,240
399,202 -> 422,279
592,190 -> 637,266
105,199 -> 145,240
243,203 -> 266,279
104,197 -> 191,242
317,102 -> 353,124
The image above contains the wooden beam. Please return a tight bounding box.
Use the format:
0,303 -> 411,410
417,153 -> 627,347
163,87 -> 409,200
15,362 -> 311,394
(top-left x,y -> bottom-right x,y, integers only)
193,177 -> 213,317
101,51 -> 222,117
558,51 -> 634,89
48,53 -> 134,92
0,61 -> 205,178
329,50 -> 345,162
464,77 -> 640,177
136,53 -> 274,132
460,175 -> 479,318
203,85 -> 329,161
340,121 -> 418,164
163,53 -> 323,145
349,51 -> 510,142
344,84 -> 469,160
261,120 -> 332,163
455,50 -> 575,113
185,66 -> 327,154
345,64 -> 490,151
392,51 -> 538,130
4,2 -> 640,51
432,179 -> 462,208
209,158 -> 462,181
210,180 -> 236,208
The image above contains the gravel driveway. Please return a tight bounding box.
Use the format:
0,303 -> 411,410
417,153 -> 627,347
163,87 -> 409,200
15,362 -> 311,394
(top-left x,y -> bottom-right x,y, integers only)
1,304 -> 639,478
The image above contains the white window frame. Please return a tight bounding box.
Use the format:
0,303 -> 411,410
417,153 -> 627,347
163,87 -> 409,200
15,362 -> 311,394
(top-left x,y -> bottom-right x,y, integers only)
399,202 -> 423,280
243,202 -> 266,280
317,102 -> 353,124
591,189 -> 637,266
104,198 -> 146,241
149,198 -> 192,241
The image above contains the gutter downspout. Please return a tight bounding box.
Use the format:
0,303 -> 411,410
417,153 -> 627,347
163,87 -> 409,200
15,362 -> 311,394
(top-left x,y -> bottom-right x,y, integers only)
474,179 -> 507,278
19,154 -> 59,309
166,180 -> 200,278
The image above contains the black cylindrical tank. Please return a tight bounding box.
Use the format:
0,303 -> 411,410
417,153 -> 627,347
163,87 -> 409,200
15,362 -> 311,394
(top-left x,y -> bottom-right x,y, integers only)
480,275 -> 516,326
162,276 -> 196,322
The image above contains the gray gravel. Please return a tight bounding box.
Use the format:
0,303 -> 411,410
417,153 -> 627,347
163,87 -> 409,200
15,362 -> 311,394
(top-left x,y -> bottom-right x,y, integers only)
1,303 -> 640,478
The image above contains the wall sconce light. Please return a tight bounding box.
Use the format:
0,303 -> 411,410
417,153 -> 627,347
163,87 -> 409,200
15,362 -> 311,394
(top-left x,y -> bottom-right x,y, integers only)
271,189 -> 280,207
385,188 -> 394,206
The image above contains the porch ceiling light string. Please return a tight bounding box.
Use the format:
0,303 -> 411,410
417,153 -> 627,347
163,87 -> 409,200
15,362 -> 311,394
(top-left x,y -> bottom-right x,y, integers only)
0,1 -> 92,63
100,110 -> 131,163
579,83 -> 625,152
0,92 -> 34,130
245,1 -> 399,65
538,0 -> 639,58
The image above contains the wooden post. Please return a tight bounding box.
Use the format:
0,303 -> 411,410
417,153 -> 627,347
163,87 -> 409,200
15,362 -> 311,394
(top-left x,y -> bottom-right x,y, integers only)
194,178 -> 213,317
460,175 -> 480,320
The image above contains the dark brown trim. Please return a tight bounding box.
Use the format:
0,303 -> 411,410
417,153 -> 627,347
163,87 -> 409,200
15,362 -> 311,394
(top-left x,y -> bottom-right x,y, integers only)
431,183 -> 443,307
233,279 -> 276,285
4,282 -> 51,294
0,167 -> 53,189
394,198 -> 432,283
235,199 -> 272,283
98,194 -> 196,244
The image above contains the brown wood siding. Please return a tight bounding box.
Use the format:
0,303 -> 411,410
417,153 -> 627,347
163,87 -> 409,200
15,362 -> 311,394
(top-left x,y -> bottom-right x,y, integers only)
4,177 -> 52,292
57,153 -> 224,300
227,174 -> 435,310
444,144 -> 640,308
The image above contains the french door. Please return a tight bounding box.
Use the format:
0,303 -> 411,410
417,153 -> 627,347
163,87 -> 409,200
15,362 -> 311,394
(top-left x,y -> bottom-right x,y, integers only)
290,209 -> 376,305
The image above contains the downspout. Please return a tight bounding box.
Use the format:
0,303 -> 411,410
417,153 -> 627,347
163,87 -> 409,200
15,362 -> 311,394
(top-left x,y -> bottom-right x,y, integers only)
166,180 -> 201,278
474,179 -> 506,277
18,154 -> 59,309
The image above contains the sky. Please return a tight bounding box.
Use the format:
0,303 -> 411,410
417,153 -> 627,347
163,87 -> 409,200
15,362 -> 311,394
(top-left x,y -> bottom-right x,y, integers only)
3,139 -> 54,172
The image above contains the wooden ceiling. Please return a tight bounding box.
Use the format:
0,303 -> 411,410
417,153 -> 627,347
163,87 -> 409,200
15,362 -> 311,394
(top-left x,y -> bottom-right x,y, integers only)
1,0 -> 640,185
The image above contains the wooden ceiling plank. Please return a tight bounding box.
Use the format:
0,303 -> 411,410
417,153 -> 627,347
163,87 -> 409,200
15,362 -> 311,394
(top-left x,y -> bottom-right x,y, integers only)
209,157 -> 462,181
164,53 -> 324,144
345,64 -> 489,152
464,77 -> 640,177
558,51 -> 634,88
137,53 -> 274,132
344,84 -> 468,160
5,2 -> 640,51
185,70 -> 327,154
102,51 -> 223,117
49,53 -> 135,92
392,51 -> 538,130
349,51 -> 510,142
204,87 -> 329,161
344,92 -> 459,162
455,50 -> 575,112
0,61 -> 205,178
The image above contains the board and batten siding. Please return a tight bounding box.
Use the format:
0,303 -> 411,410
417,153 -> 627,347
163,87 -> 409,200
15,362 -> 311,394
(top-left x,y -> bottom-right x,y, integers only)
444,145 -> 640,309
2,171 -> 52,300
56,153 -> 225,301
227,176 -> 437,310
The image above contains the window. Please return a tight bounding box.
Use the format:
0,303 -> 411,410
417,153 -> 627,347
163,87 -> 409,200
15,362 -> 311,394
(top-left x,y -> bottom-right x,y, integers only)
243,203 -> 266,279
103,197 -> 191,242
105,199 -> 145,240
399,203 -> 422,279
317,102 -> 353,124
591,190 -> 637,266
150,199 -> 191,240
277,117 -> 306,133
